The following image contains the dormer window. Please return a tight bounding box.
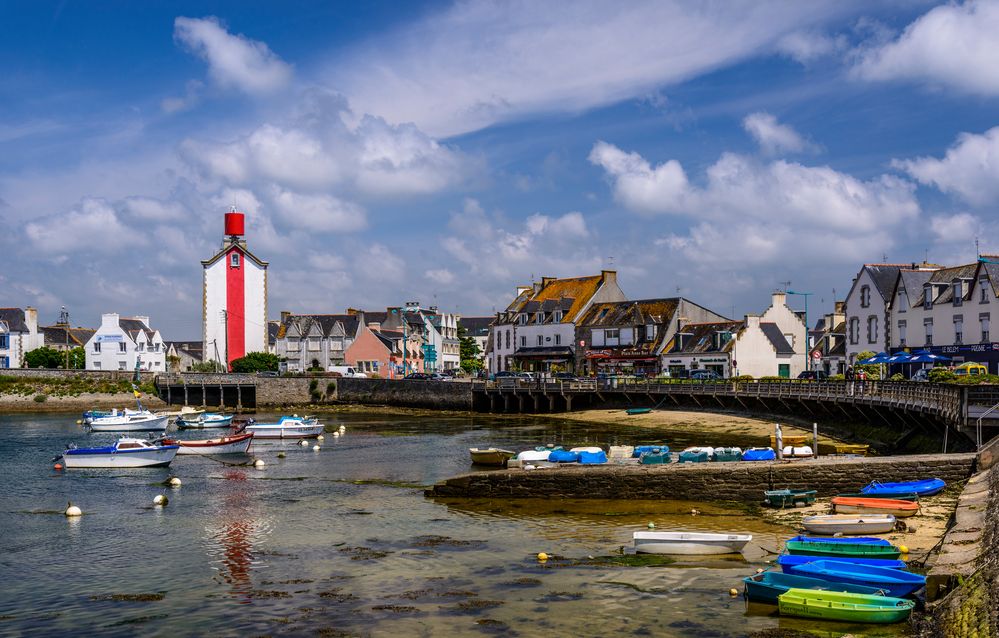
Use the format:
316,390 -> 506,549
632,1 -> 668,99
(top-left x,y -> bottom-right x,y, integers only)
518,314 -> 527,325
981,278 -> 990,304
860,285 -> 870,308
553,310 -> 563,323
924,284 -> 933,310
535,313 -> 543,324
954,281 -> 963,307
231,253 -> 240,268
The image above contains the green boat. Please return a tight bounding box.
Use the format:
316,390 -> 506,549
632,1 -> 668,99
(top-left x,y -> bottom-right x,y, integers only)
712,447 -> 742,462
764,489 -> 817,508
778,588 -> 914,624
626,408 -> 652,415
785,540 -> 902,560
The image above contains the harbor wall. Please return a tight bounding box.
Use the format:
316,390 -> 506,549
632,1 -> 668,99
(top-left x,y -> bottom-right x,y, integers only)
427,453 -> 976,501
253,377 -> 314,406
334,378 -> 472,411
0,369 -> 156,382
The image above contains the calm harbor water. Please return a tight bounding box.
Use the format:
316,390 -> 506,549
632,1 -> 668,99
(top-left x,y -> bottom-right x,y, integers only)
0,412 -> 912,638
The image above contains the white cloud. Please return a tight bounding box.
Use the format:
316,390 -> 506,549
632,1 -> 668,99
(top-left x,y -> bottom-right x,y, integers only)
122,196 -> 188,221
930,212 -> 981,245
270,188 -> 366,233
893,126 -> 999,207
854,1 -> 999,96
174,16 -> 292,94
775,30 -> 847,64
161,80 -> 204,114
742,112 -> 819,155
329,0 -> 856,137
588,141 -> 688,215
425,268 -> 456,286
25,198 -> 146,254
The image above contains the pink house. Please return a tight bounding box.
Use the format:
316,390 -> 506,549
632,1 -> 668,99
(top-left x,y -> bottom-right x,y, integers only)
344,326 -> 426,378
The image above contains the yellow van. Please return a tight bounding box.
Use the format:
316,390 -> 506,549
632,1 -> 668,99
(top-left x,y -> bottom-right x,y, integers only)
954,362 -> 988,376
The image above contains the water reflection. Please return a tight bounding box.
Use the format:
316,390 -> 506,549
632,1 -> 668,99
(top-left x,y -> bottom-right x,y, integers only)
203,469 -> 269,602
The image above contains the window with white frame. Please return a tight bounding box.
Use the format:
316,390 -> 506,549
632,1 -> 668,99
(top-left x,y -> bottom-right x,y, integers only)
553,310 -> 563,322
981,313 -> 991,343
93,361 -> 101,369
231,253 -> 240,268
924,318 -> 933,346
982,278 -> 991,303
288,338 -> 300,351
897,320 -> 907,346
954,316 -> 964,344
118,361 -> 127,370
94,341 -> 101,353
866,316 -> 878,344
308,338 -> 320,351
605,328 -> 620,346
518,314 -> 528,325
119,342 -> 127,353
0,334 -> 7,350
897,290 -> 906,312
535,313 -> 543,324
954,282 -> 963,307
860,285 -> 870,308
647,324 -> 656,340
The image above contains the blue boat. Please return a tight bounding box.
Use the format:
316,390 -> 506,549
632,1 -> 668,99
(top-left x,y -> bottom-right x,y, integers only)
632,445 -> 668,458
788,536 -> 892,546
639,448 -> 670,465
742,447 -> 776,461
789,560 -> 925,598
678,450 -> 709,463
778,554 -> 908,571
548,449 -> 579,463
578,450 -> 607,464
861,478 -> 945,497
743,571 -> 885,605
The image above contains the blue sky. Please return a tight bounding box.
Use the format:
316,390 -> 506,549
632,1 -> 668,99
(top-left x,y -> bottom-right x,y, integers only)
3,1 -> 999,339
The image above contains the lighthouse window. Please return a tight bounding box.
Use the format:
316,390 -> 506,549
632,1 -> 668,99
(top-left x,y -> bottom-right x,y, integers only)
231,253 -> 240,268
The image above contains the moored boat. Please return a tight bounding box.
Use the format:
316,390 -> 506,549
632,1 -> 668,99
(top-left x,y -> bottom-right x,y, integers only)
60,437 -> 179,468
787,536 -> 891,546
782,445 -> 814,458
787,560 -> 926,598
764,489 -> 816,508
469,448 -> 516,466
569,446 -> 603,454
743,571 -> 885,605
801,514 -> 896,535
244,416 -> 324,439
639,448 -> 670,465
838,492 -> 919,502
626,407 -> 652,415
742,447 -> 776,461
785,539 -> 902,559
632,445 -> 667,458
608,445 -> 634,460
777,554 -> 908,572
578,450 -> 607,464
861,478 -> 946,498
516,449 -> 551,462
832,496 -> 920,518
633,530 -> 752,555
176,412 -> 234,429
166,432 -> 254,456
678,447 -> 712,463
712,447 -> 742,462
548,449 -> 580,463
777,588 -> 915,624
87,409 -> 169,432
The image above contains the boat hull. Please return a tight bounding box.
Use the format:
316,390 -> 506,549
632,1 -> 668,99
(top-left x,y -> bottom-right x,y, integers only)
245,424 -> 324,439
785,540 -> 902,559
63,446 -> 178,468
469,448 -> 515,466
88,414 -> 170,432
176,416 -> 234,429
778,588 -> 914,624
743,572 -> 884,605
789,560 -> 926,598
832,497 -> 919,518
172,433 -> 253,455
778,554 -> 908,571
633,531 -> 751,555
861,478 -> 945,497
801,514 -> 896,535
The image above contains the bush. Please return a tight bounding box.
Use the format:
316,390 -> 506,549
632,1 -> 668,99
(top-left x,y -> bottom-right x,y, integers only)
230,352 -> 280,373
889,373 -> 905,381
33,394 -> 48,403
326,381 -> 336,395
759,376 -> 784,381
309,379 -> 319,393
733,375 -> 755,382
310,391 -> 322,403
928,368 -> 956,383
828,374 -> 845,381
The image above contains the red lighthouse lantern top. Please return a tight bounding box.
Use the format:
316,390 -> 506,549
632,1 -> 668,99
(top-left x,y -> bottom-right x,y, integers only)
224,205 -> 245,237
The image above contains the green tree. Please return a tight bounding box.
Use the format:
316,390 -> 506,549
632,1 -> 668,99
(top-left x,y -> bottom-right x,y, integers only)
24,346 -> 65,368
230,351 -> 280,373
68,347 -> 86,369
191,360 -> 224,373
458,325 -> 483,373
853,351 -> 883,380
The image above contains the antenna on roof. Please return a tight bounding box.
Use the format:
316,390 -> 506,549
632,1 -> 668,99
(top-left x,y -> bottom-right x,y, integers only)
607,256 -> 614,268
976,237 -> 981,258
882,252 -> 887,262
780,281 -> 791,292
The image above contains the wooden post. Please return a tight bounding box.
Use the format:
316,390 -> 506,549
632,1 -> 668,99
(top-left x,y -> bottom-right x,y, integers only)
775,423 -> 783,460
813,422 -> 818,458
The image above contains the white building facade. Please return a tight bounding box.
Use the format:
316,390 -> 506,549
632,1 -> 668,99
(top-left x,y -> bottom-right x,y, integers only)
85,313 -> 166,372
0,307 -> 42,368
202,208 -> 268,370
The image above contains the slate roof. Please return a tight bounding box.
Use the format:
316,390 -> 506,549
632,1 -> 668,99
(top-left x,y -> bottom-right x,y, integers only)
579,298 -> 683,355
917,262 -> 979,306
267,321 -> 280,346
668,321 -> 744,354
166,340 -> 204,359
864,265 -> 905,300
0,308 -> 29,333
42,325 -> 96,347
458,316 -> 492,337
895,269 -> 937,309
119,318 -> 156,341
983,262 -> 999,298
760,323 -> 795,355
278,314 -> 359,339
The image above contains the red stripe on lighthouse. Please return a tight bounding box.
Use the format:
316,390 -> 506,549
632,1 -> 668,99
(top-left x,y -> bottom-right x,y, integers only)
226,247 -> 245,369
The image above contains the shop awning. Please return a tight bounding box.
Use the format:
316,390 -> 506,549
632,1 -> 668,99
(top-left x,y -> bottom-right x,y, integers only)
513,346 -> 573,358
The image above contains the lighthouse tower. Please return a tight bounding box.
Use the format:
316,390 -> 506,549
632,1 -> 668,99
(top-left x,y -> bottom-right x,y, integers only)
202,207 -> 268,370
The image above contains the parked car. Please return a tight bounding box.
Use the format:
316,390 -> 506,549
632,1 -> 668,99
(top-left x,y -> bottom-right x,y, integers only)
404,372 -> 445,381
553,372 -> 578,382
256,371 -> 280,377
689,369 -> 721,380
910,368 -> 930,382
796,370 -> 828,380
329,365 -> 367,378
954,362 -> 988,376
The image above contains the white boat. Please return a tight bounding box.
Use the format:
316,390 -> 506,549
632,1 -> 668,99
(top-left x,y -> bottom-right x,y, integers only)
61,437 -> 179,468
782,445 -> 814,458
469,448 -> 515,466
801,514 -> 897,535
682,446 -> 716,458
167,432 -> 254,455
87,409 -> 169,432
608,445 -> 635,459
569,446 -> 604,454
244,416 -> 324,439
176,412 -> 234,429
633,530 -> 753,555
159,406 -> 205,418
516,450 -> 553,462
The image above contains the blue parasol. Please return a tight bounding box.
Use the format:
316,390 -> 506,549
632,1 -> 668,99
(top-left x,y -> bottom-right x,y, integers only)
908,349 -> 950,363
859,352 -> 891,364
887,352 -> 912,363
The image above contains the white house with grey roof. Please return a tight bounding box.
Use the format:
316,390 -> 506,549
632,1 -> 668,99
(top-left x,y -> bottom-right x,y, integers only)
0,307 -> 42,368
85,313 -> 165,372
275,313 -> 361,373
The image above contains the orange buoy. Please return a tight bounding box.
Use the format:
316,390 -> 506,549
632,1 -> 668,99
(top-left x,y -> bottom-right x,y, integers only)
54,463 -> 63,470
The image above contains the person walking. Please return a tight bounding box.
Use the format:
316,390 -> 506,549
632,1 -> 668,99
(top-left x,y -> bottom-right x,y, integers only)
845,365 -> 855,396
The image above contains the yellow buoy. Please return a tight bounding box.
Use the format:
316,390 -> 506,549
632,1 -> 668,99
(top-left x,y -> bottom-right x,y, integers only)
537,552 -> 548,561
899,545 -> 909,554
277,452 -> 286,459
65,502 -> 82,517
729,588 -> 739,596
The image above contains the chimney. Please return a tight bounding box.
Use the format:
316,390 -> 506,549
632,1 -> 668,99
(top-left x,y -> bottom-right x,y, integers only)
368,322 -> 381,332
533,281 -> 543,294
771,291 -> 786,308
834,301 -> 845,314
281,310 -> 291,323
601,270 -> 618,286
541,276 -> 555,288
346,307 -> 361,315
429,305 -> 438,314
746,315 -> 761,328
134,315 -> 150,328
24,306 -> 38,334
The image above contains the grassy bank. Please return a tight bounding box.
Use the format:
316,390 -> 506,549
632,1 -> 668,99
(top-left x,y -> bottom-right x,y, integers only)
0,374 -> 162,411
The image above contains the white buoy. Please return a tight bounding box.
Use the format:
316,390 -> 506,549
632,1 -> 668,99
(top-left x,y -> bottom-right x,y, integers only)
168,477 -> 182,487
648,522 -> 656,529
254,459 -> 266,468
339,425 -> 346,433
313,444 -> 321,451
333,431 -> 340,438
153,494 -> 168,506
299,440 -> 309,446
65,502 -> 82,517
317,434 -> 325,441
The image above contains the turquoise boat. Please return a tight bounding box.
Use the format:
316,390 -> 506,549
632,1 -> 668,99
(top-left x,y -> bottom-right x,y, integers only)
678,450 -> 709,463
778,588 -> 915,623
789,560 -> 926,598
626,407 -> 652,415
639,448 -> 670,465
632,445 -> 668,458
764,489 -> 816,508
712,447 -> 742,462
785,540 -> 902,560
743,571 -> 884,605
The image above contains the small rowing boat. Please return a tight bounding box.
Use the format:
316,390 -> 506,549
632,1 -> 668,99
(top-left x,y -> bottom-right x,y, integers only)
712,447 -> 742,462
777,588 -> 914,624
743,571 -> 884,605
633,530 -> 752,555
788,560 -> 926,598
742,447 -> 776,461
785,539 -> 902,559
860,478 -> 945,498
787,536 -> 891,546
176,412 -> 234,429
777,554 -> 908,572
764,489 -> 816,508
469,448 -> 516,466
164,432 -> 254,455
832,497 -> 920,518
87,409 -> 169,432
638,448 -> 669,465
838,492 -> 919,502
60,437 -> 179,468
626,407 -> 651,415
801,514 -> 896,535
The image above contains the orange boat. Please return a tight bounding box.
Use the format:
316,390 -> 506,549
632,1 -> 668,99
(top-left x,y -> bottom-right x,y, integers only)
831,496 -> 919,518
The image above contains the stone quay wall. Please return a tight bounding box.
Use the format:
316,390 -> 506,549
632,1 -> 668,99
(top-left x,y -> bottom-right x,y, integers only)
334,378 -> 472,411
253,377 -> 314,406
428,453 -> 976,502
0,369 -> 156,382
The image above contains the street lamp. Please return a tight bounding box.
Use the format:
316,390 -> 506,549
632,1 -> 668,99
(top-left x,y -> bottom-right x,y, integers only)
786,290 -> 813,372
